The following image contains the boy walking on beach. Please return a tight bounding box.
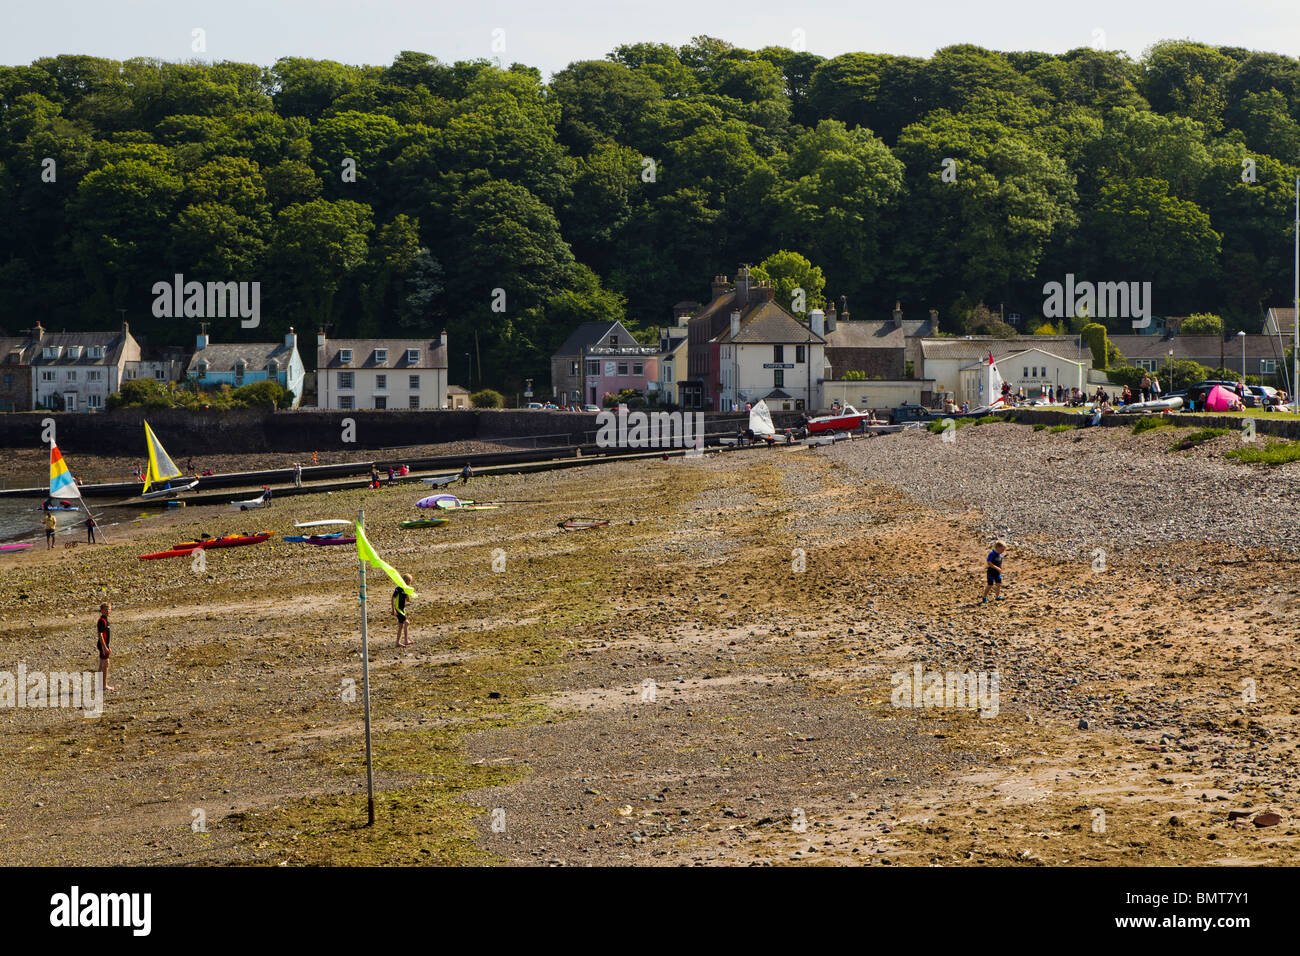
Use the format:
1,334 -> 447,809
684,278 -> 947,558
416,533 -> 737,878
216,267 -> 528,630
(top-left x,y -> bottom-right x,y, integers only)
983,541 -> 1007,603
44,511 -> 57,548
394,574 -> 413,647
96,603 -> 115,691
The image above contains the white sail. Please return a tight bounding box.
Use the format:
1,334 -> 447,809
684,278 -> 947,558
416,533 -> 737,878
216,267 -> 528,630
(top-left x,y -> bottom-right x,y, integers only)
748,400 -> 776,438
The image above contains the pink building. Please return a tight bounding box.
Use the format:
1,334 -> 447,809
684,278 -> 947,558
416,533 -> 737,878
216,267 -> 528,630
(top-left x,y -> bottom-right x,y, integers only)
551,320 -> 658,406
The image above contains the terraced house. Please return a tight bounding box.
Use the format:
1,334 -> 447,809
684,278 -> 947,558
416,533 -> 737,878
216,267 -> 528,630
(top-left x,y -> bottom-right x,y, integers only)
316,331 -> 449,410
30,322 -> 140,412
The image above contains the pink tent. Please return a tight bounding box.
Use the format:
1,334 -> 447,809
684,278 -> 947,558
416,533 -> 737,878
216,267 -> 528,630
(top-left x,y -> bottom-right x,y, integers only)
1204,385 -> 1238,412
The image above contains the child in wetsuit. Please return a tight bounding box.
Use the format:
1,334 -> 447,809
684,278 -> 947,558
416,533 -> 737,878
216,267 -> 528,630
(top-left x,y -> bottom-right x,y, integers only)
394,574 -> 413,647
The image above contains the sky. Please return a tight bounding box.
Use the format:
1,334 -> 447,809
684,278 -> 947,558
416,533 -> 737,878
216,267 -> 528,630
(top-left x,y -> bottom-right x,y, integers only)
3,0 -> 1298,77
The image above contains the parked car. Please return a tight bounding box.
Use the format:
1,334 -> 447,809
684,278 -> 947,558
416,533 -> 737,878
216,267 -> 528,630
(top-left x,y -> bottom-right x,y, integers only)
526,402 -> 544,410
583,404 -> 600,412
1248,385 -> 1281,408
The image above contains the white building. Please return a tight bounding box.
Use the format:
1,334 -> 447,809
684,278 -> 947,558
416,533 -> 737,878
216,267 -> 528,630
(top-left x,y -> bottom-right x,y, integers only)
30,322 -> 140,412
957,346 -> 1088,406
316,332 -> 449,410
718,301 -> 827,411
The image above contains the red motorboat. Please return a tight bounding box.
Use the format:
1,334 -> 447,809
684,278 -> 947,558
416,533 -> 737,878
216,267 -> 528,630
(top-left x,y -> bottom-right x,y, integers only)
805,404 -> 869,433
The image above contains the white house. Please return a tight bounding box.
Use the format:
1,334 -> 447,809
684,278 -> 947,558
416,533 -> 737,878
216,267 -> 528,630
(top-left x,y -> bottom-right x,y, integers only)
957,346 -> 1087,405
316,332 -> 449,410
30,322 -> 140,412
718,301 -> 827,411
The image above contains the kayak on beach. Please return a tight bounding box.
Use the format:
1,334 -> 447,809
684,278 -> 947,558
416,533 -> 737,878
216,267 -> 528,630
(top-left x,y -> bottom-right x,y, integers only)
304,535 -> 355,546
400,517 -> 450,528
230,492 -> 269,511
284,532 -> 344,542
174,533 -> 271,550
0,542 -> 33,552
140,533 -> 270,559
294,519 -> 350,528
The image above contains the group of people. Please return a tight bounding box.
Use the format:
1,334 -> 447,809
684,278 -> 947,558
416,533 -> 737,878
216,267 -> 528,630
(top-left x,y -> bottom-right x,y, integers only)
42,500 -> 97,546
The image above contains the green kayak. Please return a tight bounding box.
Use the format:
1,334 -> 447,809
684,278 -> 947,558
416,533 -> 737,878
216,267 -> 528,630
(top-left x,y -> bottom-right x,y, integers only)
400,517 -> 450,529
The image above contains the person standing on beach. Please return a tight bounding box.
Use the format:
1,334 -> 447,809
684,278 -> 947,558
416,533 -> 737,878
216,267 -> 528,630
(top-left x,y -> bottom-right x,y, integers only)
44,511 -> 57,549
393,574 -> 413,647
293,463 -> 302,487
96,603 -> 115,691
85,514 -> 96,544
983,541 -> 1007,604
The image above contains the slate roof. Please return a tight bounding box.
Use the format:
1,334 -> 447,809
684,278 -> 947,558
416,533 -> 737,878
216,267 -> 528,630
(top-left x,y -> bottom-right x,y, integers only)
189,342 -> 298,374
30,330 -> 130,366
919,337 -> 1079,361
319,339 -> 447,370
1109,334 -> 1280,360
718,300 -> 826,345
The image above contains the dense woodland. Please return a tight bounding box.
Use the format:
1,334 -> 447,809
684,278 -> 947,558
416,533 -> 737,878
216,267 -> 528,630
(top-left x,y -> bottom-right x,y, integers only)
1,39 -> 1299,392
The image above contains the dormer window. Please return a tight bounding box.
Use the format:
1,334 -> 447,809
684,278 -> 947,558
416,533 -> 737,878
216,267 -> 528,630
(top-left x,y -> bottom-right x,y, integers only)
406,348 -> 420,364
66,346 -> 81,359
374,348 -> 388,364
88,346 -> 105,359
43,346 -> 61,360
267,359 -> 280,373
339,349 -> 353,364
196,359 -> 209,375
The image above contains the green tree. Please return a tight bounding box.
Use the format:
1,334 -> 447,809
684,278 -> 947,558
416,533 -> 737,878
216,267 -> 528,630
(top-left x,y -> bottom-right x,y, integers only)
1181,312 -> 1223,335
751,250 -> 826,314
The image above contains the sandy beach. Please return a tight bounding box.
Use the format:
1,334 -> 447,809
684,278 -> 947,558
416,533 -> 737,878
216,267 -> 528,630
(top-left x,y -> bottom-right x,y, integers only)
1,419 -> 1297,865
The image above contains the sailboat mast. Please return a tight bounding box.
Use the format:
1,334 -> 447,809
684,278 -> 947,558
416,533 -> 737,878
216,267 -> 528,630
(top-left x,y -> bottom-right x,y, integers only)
1293,176 -> 1298,412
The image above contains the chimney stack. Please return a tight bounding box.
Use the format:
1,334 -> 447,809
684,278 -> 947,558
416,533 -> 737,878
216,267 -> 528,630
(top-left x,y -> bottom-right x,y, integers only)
196,331 -> 209,350
284,326 -> 296,349
440,329 -> 448,349
810,309 -> 825,338
317,329 -> 327,349
840,295 -> 849,323
928,308 -> 938,328
826,300 -> 838,333
734,265 -> 753,309
730,310 -> 741,339
711,275 -> 730,300
892,301 -> 903,328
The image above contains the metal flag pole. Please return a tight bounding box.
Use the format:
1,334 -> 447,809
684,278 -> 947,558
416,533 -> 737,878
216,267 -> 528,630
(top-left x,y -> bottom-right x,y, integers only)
358,508 -> 375,826
1293,176 -> 1298,414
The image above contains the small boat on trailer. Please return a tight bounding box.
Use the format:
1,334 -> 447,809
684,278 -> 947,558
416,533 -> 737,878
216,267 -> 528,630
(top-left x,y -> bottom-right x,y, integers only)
231,492 -> 268,511
422,475 -> 460,487
805,404 -> 869,433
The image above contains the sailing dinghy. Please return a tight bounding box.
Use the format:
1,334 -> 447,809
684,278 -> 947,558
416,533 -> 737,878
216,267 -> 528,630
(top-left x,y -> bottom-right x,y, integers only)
140,422 -> 197,499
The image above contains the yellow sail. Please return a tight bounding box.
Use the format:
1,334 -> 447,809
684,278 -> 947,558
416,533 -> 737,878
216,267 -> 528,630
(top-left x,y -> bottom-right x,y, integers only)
142,421 -> 182,495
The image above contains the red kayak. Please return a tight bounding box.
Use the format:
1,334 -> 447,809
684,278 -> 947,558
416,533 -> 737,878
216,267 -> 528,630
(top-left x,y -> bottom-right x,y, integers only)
174,533 -> 271,550
141,533 -> 270,559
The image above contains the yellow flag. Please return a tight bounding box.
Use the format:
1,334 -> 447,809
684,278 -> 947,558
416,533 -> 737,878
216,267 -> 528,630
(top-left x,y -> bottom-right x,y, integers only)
356,521 -> 415,596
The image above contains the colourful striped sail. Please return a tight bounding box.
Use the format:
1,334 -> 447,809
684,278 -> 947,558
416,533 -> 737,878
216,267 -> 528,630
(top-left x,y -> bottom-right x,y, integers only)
49,444 -> 81,499
142,421 -> 181,495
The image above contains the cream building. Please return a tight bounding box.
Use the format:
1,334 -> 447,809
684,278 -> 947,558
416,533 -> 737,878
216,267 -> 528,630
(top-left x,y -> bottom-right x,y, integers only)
316,332 -> 449,410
